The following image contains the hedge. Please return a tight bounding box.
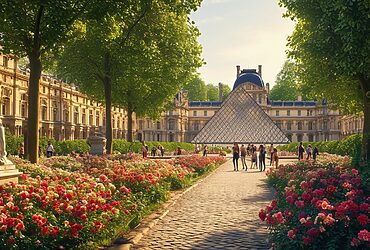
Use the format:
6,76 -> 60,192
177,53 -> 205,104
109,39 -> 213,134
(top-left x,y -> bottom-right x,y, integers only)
277,134 -> 362,159
5,130 -> 195,156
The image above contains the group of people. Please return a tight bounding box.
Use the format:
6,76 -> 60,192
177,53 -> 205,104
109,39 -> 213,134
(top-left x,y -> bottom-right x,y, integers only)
232,143 -> 279,172
18,141 -> 55,159
141,142 -> 165,158
298,142 -> 319,161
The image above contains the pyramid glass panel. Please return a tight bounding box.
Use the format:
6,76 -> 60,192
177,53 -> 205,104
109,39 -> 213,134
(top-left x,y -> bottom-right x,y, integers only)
192,84 -> 289,144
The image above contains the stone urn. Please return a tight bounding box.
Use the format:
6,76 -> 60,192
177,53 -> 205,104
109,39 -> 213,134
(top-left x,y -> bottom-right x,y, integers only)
87,134 -> 106,155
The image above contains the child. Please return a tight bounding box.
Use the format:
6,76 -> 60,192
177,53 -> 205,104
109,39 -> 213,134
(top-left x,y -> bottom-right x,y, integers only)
251,151 -> 257,169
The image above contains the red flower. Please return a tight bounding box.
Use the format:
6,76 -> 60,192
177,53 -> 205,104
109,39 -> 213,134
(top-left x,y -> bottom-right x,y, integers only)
357,214 -> 369,226
351,169 -> 358,176
307,228 -> 319,238
259,209 -> 266,221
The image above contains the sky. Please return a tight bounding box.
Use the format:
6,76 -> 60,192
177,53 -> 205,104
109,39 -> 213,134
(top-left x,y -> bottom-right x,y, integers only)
190,0 -> 295,89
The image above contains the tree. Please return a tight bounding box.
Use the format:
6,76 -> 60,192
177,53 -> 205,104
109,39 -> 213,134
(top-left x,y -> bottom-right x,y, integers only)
221,84 -> 231,101
56,2 -> 152,154
269,60 -> 300,101
280,0 -> 370,161
0,0 -> 100,163
115,2 -> 203,141
184,75 -> 207,101
206,84 -> 218,101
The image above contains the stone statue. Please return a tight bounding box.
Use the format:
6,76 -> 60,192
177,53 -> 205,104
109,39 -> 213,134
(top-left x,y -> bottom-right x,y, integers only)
0,123 -> 10,165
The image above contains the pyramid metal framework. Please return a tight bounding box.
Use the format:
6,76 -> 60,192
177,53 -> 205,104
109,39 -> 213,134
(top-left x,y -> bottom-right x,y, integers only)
192,83 -> 290,144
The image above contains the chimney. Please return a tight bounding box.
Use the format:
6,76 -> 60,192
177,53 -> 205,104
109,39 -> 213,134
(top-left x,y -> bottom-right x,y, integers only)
258,65 -> 262,78
297,95 -> 302,101
236,65 -> 241,78
218,82 -> 223,102
266,82 -> 270,94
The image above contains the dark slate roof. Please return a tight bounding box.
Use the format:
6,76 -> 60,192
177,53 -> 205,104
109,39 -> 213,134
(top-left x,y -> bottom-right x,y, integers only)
270,101 -> 317,107
233,71 -> 264,89
189,101 -> 222,107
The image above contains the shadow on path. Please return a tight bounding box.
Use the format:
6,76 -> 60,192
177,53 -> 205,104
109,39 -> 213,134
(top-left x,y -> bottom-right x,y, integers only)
190,229 -> 269,250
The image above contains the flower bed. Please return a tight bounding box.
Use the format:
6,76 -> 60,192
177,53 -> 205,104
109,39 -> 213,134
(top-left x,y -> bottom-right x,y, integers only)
259,157 -> 370,249
0,155 -> 225,249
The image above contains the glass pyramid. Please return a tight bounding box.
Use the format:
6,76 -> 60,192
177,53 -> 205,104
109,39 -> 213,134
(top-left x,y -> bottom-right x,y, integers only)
192,84 -> 290,144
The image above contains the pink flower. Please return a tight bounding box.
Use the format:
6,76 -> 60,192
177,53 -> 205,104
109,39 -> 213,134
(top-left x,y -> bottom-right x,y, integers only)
351,169 -> 358,176
273,212 -> 285,224
287,229 -> 297,240
358,230 -> 370,241
295,200 -> 305,208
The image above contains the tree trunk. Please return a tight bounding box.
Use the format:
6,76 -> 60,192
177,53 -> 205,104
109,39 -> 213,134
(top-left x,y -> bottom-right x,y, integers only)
127,102 -> 133,142
27,51 -> 42,163
103,53 -> 112,154
26,5 -> 44,163
359,75 -> 370,163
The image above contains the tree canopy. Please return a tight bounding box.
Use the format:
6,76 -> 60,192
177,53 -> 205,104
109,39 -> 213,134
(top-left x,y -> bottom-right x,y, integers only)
0,0 -> 103,163
183,76 -> 231,102
57,0 -> 203,143
269,60 -> 301,101
279,0 -> 370,161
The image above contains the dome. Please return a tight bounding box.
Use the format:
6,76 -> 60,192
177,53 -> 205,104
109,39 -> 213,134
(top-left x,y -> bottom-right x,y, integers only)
233,71 -> 264,90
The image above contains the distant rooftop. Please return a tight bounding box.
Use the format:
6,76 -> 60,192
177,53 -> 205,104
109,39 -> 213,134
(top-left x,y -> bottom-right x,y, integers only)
270,101 -> 317,107
233,69 -> 264,89
189,101 -> 223,107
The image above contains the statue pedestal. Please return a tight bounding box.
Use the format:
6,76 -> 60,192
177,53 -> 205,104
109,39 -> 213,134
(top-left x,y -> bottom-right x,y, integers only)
87,135 -> 106,155
0,164 -> 23,185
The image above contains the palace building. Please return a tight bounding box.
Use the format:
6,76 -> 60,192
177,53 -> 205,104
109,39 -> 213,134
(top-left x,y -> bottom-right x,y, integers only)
0,53 -> 363,143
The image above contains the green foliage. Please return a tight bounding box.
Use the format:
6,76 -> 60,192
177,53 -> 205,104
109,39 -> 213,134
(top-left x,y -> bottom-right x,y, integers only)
277,134 -> 362,160
269,60 -> 301,101
206,84 -> 218,101
184,74 -> 207,101
184,76 -> 231,102
5,132 -> 195,156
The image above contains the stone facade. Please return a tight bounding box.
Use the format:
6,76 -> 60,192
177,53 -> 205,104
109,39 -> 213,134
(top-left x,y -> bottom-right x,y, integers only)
0,54 -> 362,143
0,54 -> 129,140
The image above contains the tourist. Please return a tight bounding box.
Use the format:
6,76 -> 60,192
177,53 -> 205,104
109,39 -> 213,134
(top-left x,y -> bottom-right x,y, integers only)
159,145 -> 165,157
195,144 -> 200,153
240,144 -> 247,170
251,150 -> 257,169
46,141 -> 54,158
203,145 -> 208,157
232,142 -> 239,171
151,146 -> 157,157
18,143 -> 24,159
313,146 -> 319,161
273,148 -> 279,168
38,146 -> 42,157
246,144 -> 251,156
142,142 -> 148,158
298,142 -> 305,160
177,147 -> 182,155
306,144 -> 312,160
269,144 -> 274,166
259,145 -> 266,172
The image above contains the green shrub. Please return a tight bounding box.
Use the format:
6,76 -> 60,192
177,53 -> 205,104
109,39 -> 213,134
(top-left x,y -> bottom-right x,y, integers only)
5,132 -> 195,156
277,134 -> 362,159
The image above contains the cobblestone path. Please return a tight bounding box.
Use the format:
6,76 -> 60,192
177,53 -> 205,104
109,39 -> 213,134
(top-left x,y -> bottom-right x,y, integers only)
134,159 -> 275,249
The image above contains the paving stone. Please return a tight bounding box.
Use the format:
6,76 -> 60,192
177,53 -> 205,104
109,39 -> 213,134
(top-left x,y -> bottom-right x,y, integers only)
133,159 -> 277,249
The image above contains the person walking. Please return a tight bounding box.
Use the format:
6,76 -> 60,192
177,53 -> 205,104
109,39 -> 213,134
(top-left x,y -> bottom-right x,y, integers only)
298,142 -> 305,160
18,143 -> 24,159
142,142 -> 148,158
151,146 -> 157,157
251,150 -> 257,169
46,141 -> 54,158
240,144 -> 247,170
306,144 -> 312,160
232,143 -> 240,171
259,145 -> 266,172
159,145 -> 165,157
203,145 -> 208,157
269,144 -> 274,166
313,146 -> 319,161
273,148 -> 279,168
